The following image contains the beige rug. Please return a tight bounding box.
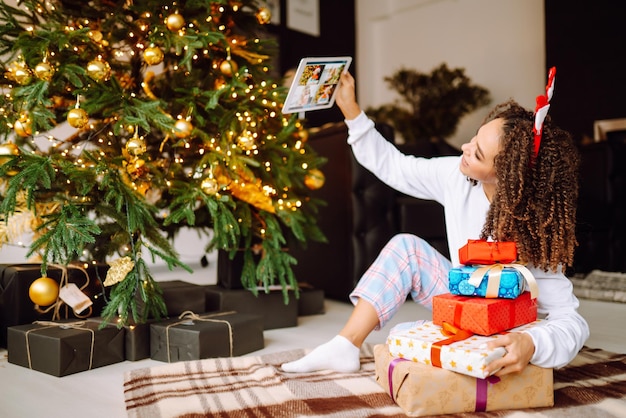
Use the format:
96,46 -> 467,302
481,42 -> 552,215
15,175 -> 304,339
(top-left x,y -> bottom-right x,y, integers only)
123,344 -> 626,417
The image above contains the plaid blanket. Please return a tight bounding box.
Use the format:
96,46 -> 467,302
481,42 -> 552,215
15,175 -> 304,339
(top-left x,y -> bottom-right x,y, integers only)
123,345 -> 626,418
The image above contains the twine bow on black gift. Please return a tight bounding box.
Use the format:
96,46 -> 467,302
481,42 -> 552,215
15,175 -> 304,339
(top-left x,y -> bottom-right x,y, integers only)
23,320 -> 95,371
34,264 -> 93,320
164,310 -> 237,362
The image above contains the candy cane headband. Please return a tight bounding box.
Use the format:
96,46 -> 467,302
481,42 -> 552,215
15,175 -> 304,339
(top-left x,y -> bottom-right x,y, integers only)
532,67 -> 556,164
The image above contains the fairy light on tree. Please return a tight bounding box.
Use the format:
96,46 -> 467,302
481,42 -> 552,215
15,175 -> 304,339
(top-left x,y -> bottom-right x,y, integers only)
0,0 -> 326,325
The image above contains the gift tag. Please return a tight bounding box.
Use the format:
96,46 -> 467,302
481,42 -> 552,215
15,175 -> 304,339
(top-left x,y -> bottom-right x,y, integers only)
59,283 -> 93,314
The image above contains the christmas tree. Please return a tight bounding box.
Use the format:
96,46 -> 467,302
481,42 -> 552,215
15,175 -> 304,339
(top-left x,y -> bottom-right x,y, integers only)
0,0 -> 326,325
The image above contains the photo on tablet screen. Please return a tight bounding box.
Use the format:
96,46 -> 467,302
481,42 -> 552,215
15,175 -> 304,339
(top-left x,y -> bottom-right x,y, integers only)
282,56 -> 352,114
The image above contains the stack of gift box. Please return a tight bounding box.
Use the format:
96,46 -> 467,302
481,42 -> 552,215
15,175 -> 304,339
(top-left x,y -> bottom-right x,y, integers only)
375,240 -> 555,416
2,260 -> 325,377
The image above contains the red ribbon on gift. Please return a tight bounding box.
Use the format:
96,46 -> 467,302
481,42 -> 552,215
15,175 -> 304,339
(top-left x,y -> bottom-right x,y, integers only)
430,322 -> 474,368
387,353 -> 501,411
453,296 -> 474,328
459,240 -> 517,265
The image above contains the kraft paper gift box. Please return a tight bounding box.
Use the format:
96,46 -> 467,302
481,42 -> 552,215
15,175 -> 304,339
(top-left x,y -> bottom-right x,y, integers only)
386,320 -> 543,379
448,264 -> 537,299
204,285 -> 298,329
7,320 -> 125,377
0,263 -> 109,348
150,311 -> 264,362
458,239 -> 517,265
374,344 -> 554,416
432,291 -> 538,336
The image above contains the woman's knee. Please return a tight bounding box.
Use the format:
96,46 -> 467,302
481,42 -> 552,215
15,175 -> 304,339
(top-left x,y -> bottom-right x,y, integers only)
387,233 -> 429,250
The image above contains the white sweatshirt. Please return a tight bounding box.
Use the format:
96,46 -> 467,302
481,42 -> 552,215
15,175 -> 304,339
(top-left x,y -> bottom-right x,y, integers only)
345,111 -> 589,369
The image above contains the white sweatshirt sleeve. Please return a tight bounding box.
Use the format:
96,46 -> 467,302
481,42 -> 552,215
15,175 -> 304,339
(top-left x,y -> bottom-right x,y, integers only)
344,111 -> 458,203
525,268 -> 590,368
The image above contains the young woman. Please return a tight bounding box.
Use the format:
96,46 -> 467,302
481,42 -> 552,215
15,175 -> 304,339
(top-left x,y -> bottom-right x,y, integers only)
282,70 -> 589,377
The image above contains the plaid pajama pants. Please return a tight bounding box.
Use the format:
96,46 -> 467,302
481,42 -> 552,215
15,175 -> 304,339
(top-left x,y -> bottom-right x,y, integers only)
349,233 -> 451,330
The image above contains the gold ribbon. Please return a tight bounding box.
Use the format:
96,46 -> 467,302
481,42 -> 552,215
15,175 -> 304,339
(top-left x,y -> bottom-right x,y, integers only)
164,310 -> 237,363
24,320 -> 95,371
468,263 -> 538,299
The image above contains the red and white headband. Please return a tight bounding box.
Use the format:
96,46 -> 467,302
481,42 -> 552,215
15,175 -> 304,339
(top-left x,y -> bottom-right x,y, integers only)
532,67 -> 556,164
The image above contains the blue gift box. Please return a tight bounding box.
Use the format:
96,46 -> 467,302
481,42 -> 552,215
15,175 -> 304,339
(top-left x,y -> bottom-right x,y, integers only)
448,265 -> 525,299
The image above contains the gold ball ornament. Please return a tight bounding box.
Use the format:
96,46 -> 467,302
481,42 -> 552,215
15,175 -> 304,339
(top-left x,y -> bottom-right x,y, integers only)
237,135 -> 255,151
125,136 -> 147,157
165,12 -> 185,31
12,66 -> 32,85
29,276 -> 60,306
67,108 -> 89,129
143,46 -> 164,66
0,142 -> 20,158
174,119 -> 193,138
34,62 -> 55,81
14,116 -> 32,137
256,7 -> 272,24
304,168 -> 325,190
201,177 -> 219,195
86,59 -> 111,81
88,29 -> 104,43
0,142 -> 20,175
219,59 -> 238,77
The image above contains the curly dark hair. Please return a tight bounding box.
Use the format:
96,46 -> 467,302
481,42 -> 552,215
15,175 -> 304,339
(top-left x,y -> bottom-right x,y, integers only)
480,100 -> 579,271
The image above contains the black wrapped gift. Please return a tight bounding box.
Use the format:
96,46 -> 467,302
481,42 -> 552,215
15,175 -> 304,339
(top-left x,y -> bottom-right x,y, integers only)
156,280 -> 207,317
88,317 -> 155,361
123,322 -> 151,361
216,249 -> 246,289
150,311 -> 264,363
297,283 -> 325,316
204,285 -> 298,329
0,263 -> 109,347
7,319 -> 125,377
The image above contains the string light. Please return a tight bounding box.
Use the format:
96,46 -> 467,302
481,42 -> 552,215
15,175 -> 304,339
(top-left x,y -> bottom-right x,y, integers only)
0,0 -> 324,319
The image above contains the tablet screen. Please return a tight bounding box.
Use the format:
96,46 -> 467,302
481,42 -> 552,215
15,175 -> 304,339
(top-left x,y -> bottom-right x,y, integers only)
282,56 -> 352,114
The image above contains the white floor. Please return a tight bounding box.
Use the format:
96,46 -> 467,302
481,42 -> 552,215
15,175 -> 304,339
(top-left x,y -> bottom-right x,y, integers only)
1,251 -> 625,418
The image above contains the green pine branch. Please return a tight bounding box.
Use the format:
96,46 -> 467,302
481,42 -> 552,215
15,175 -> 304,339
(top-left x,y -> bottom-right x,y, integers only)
0,153 -> 54,215
29,204 -> 100,272
100,257 -> 167,326
165,179 -> 241,250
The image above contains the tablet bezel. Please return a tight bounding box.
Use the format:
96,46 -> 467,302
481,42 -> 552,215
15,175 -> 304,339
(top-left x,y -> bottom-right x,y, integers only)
282,56 -> 352,114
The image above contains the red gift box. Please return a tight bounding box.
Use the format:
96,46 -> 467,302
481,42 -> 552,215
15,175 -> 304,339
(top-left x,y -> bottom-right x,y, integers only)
432,292 -> 537,336
459,240 -> 517,265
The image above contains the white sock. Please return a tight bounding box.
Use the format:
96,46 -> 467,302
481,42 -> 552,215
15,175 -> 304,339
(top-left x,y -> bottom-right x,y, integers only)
281,335 -> 361,373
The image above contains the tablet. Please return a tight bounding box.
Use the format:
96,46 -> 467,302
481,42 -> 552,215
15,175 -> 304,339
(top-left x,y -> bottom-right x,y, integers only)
282,56 -> 352,114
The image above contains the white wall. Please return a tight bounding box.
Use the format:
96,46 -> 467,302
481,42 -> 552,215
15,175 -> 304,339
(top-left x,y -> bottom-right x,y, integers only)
355,0 -> 545,148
